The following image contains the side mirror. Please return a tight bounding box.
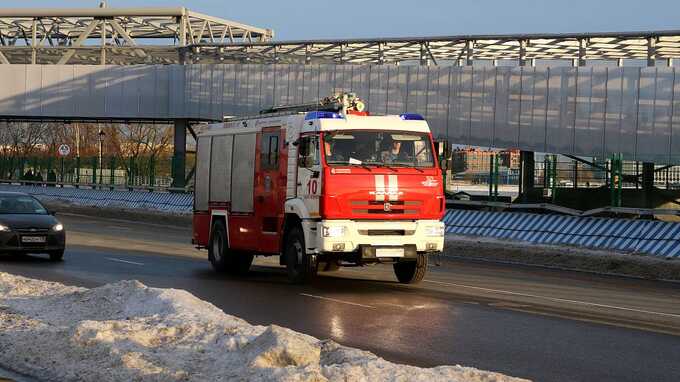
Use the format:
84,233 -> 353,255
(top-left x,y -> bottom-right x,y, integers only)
291,140 -> 300,147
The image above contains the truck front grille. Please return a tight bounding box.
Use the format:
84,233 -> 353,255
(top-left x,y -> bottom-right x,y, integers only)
351,200 -> 421,215
358,229 -> 416,236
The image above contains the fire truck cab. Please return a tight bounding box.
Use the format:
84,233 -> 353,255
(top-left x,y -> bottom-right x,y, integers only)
192,95 -> 445,284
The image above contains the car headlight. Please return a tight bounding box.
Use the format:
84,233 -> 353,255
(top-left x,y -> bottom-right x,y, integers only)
322,226 -> 346,237
0,224 -> 10,232
424,225 -> 445,237
52,223 -> 64,232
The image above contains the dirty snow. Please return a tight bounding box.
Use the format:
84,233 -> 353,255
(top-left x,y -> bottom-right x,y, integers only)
0,272 -> 528,382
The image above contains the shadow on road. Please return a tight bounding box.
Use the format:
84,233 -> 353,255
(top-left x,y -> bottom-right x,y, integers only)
0,253 -> 56,265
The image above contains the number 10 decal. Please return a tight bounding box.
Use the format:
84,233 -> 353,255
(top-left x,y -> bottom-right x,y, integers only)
307,179 -> 318,195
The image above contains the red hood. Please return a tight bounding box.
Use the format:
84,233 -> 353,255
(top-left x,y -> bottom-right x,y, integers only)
321,167 -> 444,220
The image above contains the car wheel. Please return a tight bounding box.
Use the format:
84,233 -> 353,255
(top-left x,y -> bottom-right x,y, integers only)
285,226 -> 317,284
49,250 -> 64,262
393,253 -> 428,284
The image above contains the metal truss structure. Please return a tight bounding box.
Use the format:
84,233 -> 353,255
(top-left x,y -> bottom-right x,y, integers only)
0,7 -> 273,65
187,31 -> 680,66
0,6 -> 679,66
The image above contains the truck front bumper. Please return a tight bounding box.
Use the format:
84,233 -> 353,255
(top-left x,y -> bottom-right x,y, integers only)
315,219 -> 444,255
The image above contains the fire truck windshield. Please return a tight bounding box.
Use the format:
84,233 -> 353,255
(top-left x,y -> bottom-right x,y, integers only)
323,131 -> 434,168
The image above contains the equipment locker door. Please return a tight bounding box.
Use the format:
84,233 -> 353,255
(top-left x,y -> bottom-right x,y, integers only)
254,127 -> 285,253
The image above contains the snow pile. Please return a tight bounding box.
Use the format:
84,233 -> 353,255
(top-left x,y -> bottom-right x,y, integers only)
0,272 -> 528,382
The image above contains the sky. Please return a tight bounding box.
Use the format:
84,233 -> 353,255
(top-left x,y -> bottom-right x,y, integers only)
11,0 -> 680,40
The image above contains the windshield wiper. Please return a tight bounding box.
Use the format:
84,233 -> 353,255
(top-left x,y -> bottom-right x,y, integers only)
349,163 -> 373,172
372,162 -> 424,173
329,160 -> 372,172
364,162 -> 397,172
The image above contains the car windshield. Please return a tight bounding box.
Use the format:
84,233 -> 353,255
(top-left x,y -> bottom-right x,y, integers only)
323,130 -> 434,168
0,195 -> 48,215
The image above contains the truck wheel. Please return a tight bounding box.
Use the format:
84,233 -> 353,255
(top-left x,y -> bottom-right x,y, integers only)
393,253 -> 428,284
208,220 -> 232,272
285,226 -> 317,283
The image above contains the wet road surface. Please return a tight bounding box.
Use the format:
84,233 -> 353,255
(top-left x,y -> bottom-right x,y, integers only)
1,213 -> 680,382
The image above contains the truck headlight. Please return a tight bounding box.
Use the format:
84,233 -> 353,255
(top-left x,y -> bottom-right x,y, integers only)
322,226 -> 346,237
424,225 -> 445,237
53,223 -> 64,232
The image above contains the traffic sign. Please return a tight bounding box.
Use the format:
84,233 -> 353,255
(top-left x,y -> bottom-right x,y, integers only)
58,144 -> 71,157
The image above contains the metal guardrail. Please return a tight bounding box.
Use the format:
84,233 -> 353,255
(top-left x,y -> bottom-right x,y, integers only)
443,209 -> 680,258
0,179 -> 190,194
447,199 -> 680,218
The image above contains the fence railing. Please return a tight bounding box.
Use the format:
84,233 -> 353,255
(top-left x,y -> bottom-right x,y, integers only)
0,154 -> 191,192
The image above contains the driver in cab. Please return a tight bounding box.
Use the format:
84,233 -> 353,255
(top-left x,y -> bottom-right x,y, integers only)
381,138 -> 408,163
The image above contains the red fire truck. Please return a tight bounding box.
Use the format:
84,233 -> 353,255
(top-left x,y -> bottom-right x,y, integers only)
192,94 -> 445,283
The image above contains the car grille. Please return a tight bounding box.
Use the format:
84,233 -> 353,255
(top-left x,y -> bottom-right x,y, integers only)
15,228 -> 50,234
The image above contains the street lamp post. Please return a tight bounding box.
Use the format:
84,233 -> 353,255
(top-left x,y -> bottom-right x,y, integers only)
98,128 -> 106,187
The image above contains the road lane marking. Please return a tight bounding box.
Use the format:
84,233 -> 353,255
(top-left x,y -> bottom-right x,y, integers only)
106,225 -> 131,230
300,293 -> 375,309
105,257 -> 145,266
424,279 -> 680,319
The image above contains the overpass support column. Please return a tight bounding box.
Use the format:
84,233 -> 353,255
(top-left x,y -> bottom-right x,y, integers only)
172,119 -> 188,189
642,162 -> 655,208
519,151 -> 535,202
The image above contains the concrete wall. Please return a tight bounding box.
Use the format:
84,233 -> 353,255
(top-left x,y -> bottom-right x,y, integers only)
1,64 -> 680,164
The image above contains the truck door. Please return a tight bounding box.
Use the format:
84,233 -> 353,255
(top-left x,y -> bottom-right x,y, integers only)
255,127 -> 285,253
296,134 -> 321,218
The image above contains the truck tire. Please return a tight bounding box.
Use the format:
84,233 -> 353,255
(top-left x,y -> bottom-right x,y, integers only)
393,253 -> 428,284
208,220 -> 253,275
285,226 -> 317,283
208,220 -> 230,272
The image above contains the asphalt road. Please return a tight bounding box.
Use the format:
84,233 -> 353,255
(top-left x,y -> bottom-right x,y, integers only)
2,213 -> 680,382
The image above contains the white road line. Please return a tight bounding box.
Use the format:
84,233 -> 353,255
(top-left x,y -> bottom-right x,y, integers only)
424,279 -> 680,319
105,257 -> 145,266
106,225 -> 131,230
299,293 -> 375,309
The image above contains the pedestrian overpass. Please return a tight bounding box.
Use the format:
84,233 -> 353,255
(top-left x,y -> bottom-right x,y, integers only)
1,63 -> 679,164
1,6 -> 680,190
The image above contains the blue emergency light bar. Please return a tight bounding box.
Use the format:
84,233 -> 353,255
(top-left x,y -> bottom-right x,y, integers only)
399,113 -> 425,121
305,111 -> 344,120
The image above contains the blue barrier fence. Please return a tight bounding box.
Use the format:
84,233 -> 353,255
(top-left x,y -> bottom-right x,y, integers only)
443,209 -> 680,258
3,184 -> 678,258
0,184 -> 193,214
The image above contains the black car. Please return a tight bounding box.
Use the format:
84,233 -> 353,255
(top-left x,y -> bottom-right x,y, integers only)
0,192 -> 65,261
